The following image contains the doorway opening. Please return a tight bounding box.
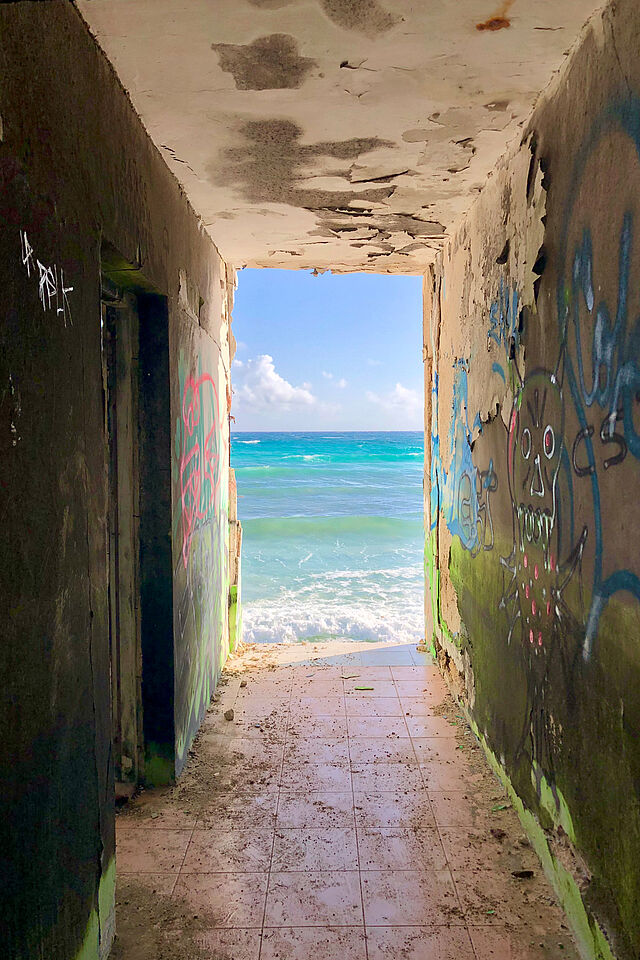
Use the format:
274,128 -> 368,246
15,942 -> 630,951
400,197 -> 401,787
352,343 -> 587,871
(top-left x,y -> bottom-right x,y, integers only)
230,268 -> 425,650
102,279 -> 142,797
101,245 -> 175,796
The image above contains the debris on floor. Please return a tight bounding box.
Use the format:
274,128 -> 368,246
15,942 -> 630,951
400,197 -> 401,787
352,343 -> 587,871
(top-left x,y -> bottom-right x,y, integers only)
111,640 -> 580,960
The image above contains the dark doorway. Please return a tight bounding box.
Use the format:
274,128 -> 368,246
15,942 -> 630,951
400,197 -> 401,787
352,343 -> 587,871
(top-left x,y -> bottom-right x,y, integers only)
101,242 -> 176,789
102,281 -> 143,796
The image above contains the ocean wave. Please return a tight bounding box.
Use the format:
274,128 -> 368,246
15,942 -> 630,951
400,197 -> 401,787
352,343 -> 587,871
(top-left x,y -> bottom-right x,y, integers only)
236,439 -> 261,444
242,515 -> 422,541
242,594 -> 423,645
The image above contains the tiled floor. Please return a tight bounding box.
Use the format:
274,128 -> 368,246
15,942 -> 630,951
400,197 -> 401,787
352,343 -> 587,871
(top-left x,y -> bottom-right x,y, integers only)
113,641 -> 579,960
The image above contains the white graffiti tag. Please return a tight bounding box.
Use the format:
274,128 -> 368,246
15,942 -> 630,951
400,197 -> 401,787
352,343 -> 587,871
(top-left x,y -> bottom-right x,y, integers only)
20,231 -> 73,326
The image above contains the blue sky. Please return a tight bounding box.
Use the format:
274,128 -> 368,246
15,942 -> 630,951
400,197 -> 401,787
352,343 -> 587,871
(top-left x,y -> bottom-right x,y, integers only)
231,269 -> 423,431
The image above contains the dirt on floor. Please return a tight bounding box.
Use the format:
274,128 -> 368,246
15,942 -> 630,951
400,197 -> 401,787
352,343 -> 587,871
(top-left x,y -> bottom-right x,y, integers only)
109,641 -> 578,960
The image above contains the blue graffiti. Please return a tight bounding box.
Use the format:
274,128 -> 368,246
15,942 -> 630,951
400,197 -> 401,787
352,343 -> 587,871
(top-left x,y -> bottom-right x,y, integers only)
492,361 -> 506,383
489,279 -> 520,383
431,360 -> 496,555
558,96 -> 640,658
570,212 -> 640,459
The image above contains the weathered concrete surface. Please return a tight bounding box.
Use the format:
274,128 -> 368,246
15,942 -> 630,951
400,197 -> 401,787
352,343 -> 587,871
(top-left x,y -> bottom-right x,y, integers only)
425,0 -> 640,956
111,640 -> 579,960
0,4 -> 233,957
76,0 -> 600,273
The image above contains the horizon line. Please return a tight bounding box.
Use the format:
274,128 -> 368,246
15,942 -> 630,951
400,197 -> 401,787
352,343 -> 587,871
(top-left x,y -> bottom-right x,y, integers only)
230,429 -> 424,434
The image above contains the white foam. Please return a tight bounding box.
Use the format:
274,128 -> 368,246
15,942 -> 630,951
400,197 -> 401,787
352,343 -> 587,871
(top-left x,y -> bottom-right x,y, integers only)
241,587 -> 423,645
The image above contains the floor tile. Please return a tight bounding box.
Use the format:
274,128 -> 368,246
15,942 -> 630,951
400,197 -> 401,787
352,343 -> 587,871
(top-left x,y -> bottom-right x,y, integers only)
411,646 -> 438,665
271,827 -> 358,871
173,873 -> 268,927
235,693 -> 291,712
349,737 -> 417,765
290,665 -> 345,681
366,925 -> 475,959
286,715 -> 348,738
420,761 -> 485,792
192,763 -> 280,794
261,926 -> 367,959
439,826 -> 539,873
277,792 -> 355,828
197,791 -> 278,829
116,828 -> 191,873
347,716 -> 408,738
116,873 -> 177,898
181,828 -> 273,873
357,827 -> 447,871
405,715 -> 460,737
390,665 -> 440,680
344,680 -> 398,698
187,928 -> 262,959
265,871 -> 363,926
291,696 -> 345,716
395,680 -> 445,698
297,680 -> 345,697
359,648 -> 415,666
412,737 -> 463,763
341,665 -> 393,680
116,802 -> 197,832
216,737 -> 286,768
204,717 -> 287,741
284,737 -> 350,765
280,760 -> 353,792
469,926 -> 580,958
361,868 -> 462,925
233,702 -> 290,725
351,762 -> 425,793
345,697 -> 404,717
114,642 -> 580,960
354,791 -> 436,829
400,696 -> 447,716
429,791 -> 500,829
454,871 -> 542,925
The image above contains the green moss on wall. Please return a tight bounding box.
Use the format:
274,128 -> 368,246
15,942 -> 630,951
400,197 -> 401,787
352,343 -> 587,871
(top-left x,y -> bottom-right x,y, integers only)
447,531 -> 640,957
73,856 -> 116,960
144,743 -> 175,786
466,714 -> 615,960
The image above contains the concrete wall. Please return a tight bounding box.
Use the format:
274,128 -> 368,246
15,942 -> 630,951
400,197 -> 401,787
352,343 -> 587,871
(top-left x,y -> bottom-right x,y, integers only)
0,4 -> 233,957
425,2 -> 640,957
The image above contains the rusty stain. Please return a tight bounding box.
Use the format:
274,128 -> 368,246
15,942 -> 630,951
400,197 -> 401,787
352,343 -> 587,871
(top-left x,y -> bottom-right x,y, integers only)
476,0 -> 514,31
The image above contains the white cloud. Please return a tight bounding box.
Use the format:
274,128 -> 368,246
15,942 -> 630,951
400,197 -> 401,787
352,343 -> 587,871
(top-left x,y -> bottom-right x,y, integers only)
233,354 -> 316,409
322,370 -> 333,380
367,358 -> 382,367
336,378 -> 347,389
366,382 -> 422,423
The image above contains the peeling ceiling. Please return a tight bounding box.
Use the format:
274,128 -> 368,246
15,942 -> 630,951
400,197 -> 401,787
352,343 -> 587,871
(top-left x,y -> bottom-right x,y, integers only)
77,0 -> 600,273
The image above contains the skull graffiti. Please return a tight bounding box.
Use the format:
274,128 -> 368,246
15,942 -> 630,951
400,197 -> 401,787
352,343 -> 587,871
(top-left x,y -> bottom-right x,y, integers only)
505,369 -> 565,659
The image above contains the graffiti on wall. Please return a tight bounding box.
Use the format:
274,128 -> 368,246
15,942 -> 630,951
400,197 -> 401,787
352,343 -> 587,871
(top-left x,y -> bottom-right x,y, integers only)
430,360 -> 498,557
501,365 -> 587,652
430,97 -> 640,797
174,351 -> 228,772
19,229 -> 73,326
179,372 -> 222,568
488,278 -> 520,385
558,97 -> 640,659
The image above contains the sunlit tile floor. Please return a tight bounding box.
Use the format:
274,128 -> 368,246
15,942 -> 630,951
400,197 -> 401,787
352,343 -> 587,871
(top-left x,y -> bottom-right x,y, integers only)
113,641 -> 579,960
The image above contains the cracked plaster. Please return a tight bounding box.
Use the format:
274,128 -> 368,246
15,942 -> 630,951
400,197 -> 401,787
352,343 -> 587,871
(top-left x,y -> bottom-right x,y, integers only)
78,0 -> 600,272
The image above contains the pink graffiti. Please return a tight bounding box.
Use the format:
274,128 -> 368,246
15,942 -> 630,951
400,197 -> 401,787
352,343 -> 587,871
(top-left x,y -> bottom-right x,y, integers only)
180,373 -> 221,568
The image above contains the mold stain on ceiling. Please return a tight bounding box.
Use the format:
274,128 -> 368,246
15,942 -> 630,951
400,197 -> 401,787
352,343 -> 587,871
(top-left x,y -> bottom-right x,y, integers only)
77,0 -> 600,272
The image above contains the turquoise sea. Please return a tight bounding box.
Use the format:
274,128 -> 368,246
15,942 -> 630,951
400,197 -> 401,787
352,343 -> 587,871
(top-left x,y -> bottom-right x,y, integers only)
231,432 -> 425,644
